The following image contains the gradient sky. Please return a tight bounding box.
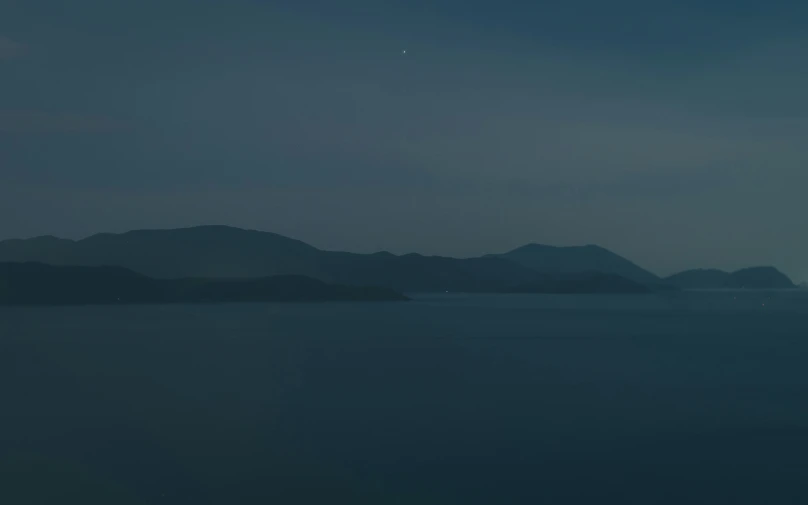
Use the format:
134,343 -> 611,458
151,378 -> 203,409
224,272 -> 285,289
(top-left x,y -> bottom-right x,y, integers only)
1,0 -> 807,280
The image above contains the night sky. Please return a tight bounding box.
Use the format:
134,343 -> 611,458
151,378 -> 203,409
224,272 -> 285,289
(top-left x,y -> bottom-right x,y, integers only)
1,0 -> 806,280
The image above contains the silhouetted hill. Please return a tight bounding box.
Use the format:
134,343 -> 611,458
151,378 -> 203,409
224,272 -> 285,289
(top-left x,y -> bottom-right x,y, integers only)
489,243 -> 661,285
503,272 -> 651,294
0,263 -> 408,306
665,267 -> 796,289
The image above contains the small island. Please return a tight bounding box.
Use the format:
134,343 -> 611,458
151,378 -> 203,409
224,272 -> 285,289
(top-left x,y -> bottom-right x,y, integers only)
0,262 -> 409,306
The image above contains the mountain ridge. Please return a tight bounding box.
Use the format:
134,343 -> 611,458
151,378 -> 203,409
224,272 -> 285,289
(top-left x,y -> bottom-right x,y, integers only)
2,225 -> 789,293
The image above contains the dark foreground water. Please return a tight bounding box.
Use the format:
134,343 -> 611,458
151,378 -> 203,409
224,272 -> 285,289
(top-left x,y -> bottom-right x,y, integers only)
2,291 -> 808,504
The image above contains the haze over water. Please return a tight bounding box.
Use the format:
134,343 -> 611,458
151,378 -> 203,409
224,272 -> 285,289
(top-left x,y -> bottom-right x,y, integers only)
3,290 -> 808,504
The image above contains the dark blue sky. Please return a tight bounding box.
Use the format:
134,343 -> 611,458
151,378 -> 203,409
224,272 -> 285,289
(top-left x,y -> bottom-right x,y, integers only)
1,0 -> 807,279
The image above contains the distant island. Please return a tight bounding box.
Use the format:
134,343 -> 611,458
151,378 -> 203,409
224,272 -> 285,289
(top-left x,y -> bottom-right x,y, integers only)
0,263 -> 409,306
665,267 -> 796,290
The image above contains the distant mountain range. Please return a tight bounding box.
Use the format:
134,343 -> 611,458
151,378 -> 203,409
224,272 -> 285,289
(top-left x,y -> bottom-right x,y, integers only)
665,267 -> 796,290
0,225 -> 661,293
0,226 -> 542,293
0,262 -> 408,306
0,225 -> 795,293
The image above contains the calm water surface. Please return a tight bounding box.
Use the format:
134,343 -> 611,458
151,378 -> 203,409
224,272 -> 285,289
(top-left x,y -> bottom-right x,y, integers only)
2,291 -> 808,504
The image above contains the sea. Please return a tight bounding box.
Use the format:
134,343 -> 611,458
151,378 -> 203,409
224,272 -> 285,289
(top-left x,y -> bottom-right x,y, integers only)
2,290 -> 808,504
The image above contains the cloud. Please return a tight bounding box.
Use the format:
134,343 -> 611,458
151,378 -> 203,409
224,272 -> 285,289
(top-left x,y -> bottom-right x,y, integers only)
0,111 -> 131,134
0,36 -> 25,60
